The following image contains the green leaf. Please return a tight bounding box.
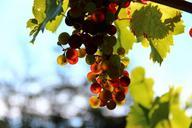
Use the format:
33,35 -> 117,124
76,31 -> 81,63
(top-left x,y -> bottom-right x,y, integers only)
149,98 -> 170,127
27,0 -> 69,43
27,18 -> 38,30
149,35 -> 173,64
114,20 -> 136,54
126,104 -> 150,128
130,4 -> 170,39
130,67 -> 145,83
32,0 -> 46,23
130,67 -> 154,108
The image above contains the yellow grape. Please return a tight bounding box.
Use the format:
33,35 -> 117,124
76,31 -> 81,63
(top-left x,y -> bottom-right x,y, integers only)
89,96 -> 101,108
57,55 -> 67,66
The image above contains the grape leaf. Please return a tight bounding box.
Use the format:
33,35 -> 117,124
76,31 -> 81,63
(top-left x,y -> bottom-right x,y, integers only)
130,67 -> 154,108
128,2 -> 184,64
130,4 -> 170,39
126,104 -> 150,128
27,0 -> 69,43
149,97 -> 170,128
149,35 -> 173,64
114,20 -> 136,54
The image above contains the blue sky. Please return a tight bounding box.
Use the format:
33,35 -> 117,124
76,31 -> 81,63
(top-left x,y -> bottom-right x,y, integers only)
0,0 -> 192,104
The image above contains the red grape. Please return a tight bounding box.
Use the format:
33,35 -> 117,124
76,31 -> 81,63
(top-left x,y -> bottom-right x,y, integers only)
90,82 -> 102,94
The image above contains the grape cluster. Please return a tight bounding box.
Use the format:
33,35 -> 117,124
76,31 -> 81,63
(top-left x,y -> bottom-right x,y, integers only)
57,0 -> 131,110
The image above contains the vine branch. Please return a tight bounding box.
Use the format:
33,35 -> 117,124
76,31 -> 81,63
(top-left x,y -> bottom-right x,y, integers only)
148,0 -> 192,14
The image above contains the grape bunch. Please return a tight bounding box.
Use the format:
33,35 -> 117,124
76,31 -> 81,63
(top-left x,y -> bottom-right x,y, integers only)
57,0 -> 131,110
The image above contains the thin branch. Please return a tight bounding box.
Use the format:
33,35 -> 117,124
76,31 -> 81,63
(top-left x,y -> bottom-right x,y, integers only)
148,0 -> 192,14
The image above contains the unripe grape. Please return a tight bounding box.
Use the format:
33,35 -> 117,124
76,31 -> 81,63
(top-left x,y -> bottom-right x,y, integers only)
58,32 -> 70,45
66,48 -> 78,60
89,96 -> 101,108
78,48 -> 86,58
106,100 -> 116,110
86,55 -> 96,65
109,55 -> 121,68
189,28 -> 192,37
90,82 -> 102,94
57,55 -> 67,65
117,47 -> 125,55
120,76 -> 130,87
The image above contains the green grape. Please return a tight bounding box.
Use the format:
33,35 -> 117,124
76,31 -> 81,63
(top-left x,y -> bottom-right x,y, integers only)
58,32 -> 70,45
109,54 -> 121,68
103,35 -> 117,47
117,47 -> 125,55
86,55 -> 96,65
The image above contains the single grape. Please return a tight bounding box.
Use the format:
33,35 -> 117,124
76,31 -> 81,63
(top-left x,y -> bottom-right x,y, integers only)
123,70 -> 129,77
89,96 -> 101,108
117,47 -> 125,55
106,100 -> 116,110
86,55 -> 96,65
91,10 -> 105,23
58,32 -> 70,45
106,24 -> 117,35
120,76 -> 130,87
67,57 -> 78,65
57,55 -> 67,65
78,48 -> 86,58
115,91 -> 125,102
99,90 -> 112,102
68,34 -> 82,48
66,48 -> 78,60
90,82 -> 102,94
107,2 -> 117,14
122,1 -> 131,8
109,78 -> 120,87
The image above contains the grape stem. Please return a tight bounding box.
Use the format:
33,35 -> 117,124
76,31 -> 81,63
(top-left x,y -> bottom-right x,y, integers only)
148,0 -> 192,14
